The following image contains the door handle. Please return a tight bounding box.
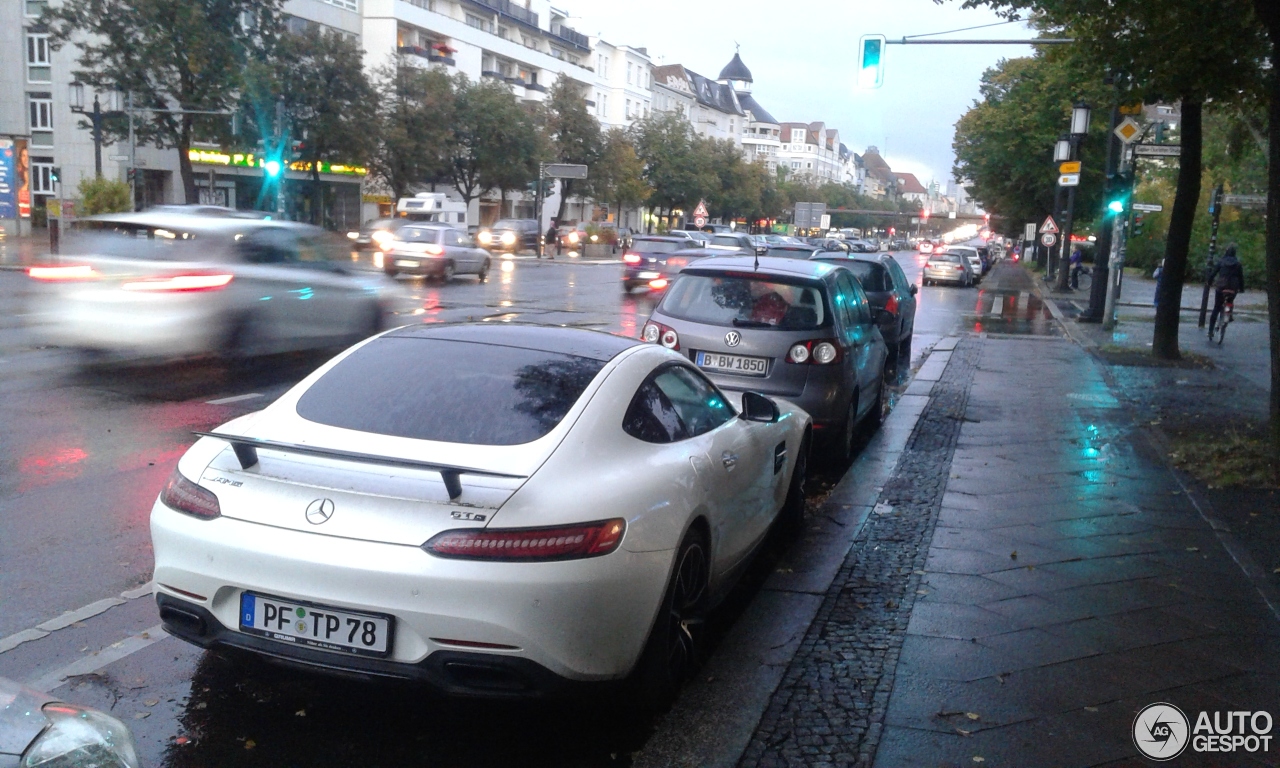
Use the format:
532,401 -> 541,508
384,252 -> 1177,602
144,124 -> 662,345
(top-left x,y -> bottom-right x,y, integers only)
721,451 -> 738,471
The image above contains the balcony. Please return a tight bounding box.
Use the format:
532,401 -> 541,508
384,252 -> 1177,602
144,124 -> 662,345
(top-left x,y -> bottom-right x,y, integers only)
550,23 -> 589,51
465,0 -> 538,30
397,44 -> 456,66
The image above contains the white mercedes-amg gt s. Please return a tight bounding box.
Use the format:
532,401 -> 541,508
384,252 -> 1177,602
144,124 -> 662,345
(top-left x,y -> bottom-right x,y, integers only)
151,323 -> 811,702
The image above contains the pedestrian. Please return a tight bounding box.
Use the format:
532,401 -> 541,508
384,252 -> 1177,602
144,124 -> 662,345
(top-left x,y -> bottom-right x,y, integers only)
544,221 -> 558,259
1207,244 -> 1245,337
1152,259 -> 1164,307
1068,247 -> 1084,290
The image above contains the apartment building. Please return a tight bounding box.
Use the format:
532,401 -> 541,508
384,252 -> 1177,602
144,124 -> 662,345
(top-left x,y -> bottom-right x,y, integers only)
777,122 -> 841,182
591,41 -> 653,130
717,53 -> 780,174
651,64 -> 743,146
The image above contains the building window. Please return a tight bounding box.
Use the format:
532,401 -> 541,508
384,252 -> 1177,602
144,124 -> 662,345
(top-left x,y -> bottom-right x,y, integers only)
625,99 -> 632,118
601,93 -> 608,114
26,33 -> 51,83
323,0 -> 357,10
626,62 -> 633,85
25,1 -> 48,16
790,128 -> 804,142
28,96 -> 52,131
30,162 -> 57,194
466,14 -> 490,32
497,25 -> 510,40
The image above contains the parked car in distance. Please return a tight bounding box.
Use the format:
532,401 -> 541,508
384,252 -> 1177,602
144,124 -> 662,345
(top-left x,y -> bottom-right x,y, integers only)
707,233 -> 765,255
918,240 -> 936,254
669,229 -> 713,247
31,213 -> 401,363
644,256 -> 890,462
944,246 -> 984,282
623,236 -> 700,292
922,251 -> 974,287
353,217 -> 414,251
477,219 -> 540,253
382,223 -> 491,282
765,245 -> 820,260
764,234 -> 806,246
1,676 -> 141,768
151,323 -> 811,708
810,251 -> 918,367
698,223 -> 733,235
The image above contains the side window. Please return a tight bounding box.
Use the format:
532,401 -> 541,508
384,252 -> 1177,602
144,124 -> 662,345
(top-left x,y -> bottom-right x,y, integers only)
831,273 -> 859,333
652,366 -> 734,437
448,230 -> 467,247
622,379 -> 687,444
887,259 -> 911,293
846,275 -> 874,325
238,228 -> 298,264
297,233 -> 347,264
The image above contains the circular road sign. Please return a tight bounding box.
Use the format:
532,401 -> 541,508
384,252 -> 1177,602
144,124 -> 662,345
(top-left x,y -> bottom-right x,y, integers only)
693,215 -> 707,227
1041,233 -> 1058,247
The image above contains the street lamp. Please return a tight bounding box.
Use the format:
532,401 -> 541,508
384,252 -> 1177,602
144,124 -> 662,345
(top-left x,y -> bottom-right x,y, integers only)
1054,102 -> 1092,291
1053,134 -> 1072,163
1070,102 -> 1092,137
68,82 -> 124,178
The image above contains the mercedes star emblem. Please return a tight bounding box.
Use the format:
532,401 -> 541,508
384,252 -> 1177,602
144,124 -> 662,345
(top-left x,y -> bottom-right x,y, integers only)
725,331 -> 742,347
305,498 -> 336,525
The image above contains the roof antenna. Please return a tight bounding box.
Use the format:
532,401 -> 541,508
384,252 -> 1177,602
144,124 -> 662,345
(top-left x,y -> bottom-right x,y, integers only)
735,41 -> 740,53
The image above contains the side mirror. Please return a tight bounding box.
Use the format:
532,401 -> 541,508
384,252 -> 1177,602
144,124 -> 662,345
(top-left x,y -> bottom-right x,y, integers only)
740,391 -> 780,423
909,284 -> 918,296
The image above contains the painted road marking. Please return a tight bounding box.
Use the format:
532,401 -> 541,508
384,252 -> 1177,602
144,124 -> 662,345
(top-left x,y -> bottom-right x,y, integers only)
206,393 -> 263,405
27,624 -> 168,692
0,582 -> 154,656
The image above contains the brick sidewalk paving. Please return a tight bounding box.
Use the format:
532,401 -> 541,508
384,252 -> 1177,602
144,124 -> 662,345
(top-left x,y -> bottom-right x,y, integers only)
739,334 -> 1280,767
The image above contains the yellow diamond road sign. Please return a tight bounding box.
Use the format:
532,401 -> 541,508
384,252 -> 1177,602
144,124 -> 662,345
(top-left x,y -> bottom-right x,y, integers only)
1114,118 -> 1141,144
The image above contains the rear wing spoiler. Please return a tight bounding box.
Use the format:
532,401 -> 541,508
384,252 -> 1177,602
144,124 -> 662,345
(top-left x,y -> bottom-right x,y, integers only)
194,432 -> 525,501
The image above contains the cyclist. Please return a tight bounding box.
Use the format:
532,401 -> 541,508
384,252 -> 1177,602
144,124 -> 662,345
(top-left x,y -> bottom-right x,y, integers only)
1207,244 -> 1244,338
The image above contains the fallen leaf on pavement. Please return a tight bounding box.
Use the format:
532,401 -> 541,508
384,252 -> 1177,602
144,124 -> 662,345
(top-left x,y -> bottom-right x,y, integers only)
245,740 -> 256,750
296,709 -> 306,717
956,728 -> 971,736
973,757 -> 985,763
1010,551 -> 1018,560
133,712 -> 149,720
1085,706 -> 1098,712
1186,547 -> 1199,552
144,699 -> 158,707
966,712 -> 980,721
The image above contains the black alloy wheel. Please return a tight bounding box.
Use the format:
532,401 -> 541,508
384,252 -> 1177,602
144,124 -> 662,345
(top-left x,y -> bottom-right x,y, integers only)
633,528 -> 709,710
778,434 -> 810,532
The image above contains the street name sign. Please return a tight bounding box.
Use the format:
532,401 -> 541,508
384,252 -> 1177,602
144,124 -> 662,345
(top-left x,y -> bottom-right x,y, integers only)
1114,117 -> 1141,144
1132,203 -> 1164,212
1039,216 -> 1059,234
1058,173 -> 1081,187
543,163 -> 588,179
1059,161 -> 1081,174
1223,194 -> 1267,208
1134,144 -> 1181,157
1041,233 -> 1057,247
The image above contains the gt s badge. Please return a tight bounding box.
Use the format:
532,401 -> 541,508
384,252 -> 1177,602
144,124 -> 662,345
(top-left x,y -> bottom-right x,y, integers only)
451,511 -> 487,521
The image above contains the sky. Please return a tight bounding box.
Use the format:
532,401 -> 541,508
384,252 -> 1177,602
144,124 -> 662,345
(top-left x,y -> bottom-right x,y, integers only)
559,0 -> 1034,190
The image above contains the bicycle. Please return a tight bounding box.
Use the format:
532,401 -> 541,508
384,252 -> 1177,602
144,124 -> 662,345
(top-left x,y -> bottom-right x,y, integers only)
1211,290 -> 1236,345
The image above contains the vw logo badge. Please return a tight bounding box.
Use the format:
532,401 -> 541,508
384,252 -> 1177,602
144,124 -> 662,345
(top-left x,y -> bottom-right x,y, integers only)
305,498 -> 335,525
725,331 -> 742,347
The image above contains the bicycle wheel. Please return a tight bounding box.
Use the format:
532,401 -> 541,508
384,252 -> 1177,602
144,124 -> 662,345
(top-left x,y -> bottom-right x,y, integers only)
1215,318 -> 1228,345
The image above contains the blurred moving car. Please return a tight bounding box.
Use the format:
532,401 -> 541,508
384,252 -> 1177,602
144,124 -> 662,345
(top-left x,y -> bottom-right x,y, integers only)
151,323 -> 810,706
922,251 -> 974,287
811,252 -> 918,367
1,676 -> 140,768
917,240 -> 936,254
477,219 -> 540,254
668,229 -> 712,247
351,217 -> 414,252
380,224 -> 491,281
623,235 -> 700,292
31,212 -> 401,363
147,204 -> 272,220
644,257 -> 889,462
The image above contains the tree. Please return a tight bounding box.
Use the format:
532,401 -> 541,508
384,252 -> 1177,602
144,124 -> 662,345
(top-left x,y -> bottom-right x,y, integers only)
703,137 -> 765,222
480,101 -> 542,216
588,128 -> 651,226
369,58 -> 455,201
447,76 -> 525,210
1251,0 -> 1280,464
952,51 -> 1111,231
46,0 -> 286,204
632,112 -> 715,221
243,29 -> 376,226
544,76 -> 602,223
948,0 -> 1267,360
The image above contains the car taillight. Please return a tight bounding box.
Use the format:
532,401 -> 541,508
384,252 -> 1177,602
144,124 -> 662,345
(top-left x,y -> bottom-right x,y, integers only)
623,253 -> 642,264
787,340 -> 842,365
425,519 -> 626,561
159,468 -> 221,520
884,294 -> 899,315
642,321 -> 679,350
28,265 -> 101,282
122,273 -> 233,292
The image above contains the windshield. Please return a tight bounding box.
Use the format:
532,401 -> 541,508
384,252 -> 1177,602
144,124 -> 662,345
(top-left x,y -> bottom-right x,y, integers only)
296,337 -> 605,445
631,240 -> 682,254
660,273 -> 830,330
396,227 -> 443,243
64,221 -> 214,260
491,220 -> 526,230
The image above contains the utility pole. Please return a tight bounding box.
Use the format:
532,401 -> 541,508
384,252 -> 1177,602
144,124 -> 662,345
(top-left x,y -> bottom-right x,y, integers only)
127,91 -> 136,210
535,163 -> 545,259
1197,183 -> 1224,327
1102,146 -> 1135,330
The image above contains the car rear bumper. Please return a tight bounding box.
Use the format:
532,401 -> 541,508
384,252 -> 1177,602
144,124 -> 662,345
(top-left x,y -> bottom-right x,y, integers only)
37,292 -> 226,356
924,267 -> 968,284
386,255 -> 447,275
151,504 -> 672,690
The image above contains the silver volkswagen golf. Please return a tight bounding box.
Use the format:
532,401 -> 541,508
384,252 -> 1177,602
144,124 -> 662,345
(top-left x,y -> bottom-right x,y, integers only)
642,257 -> 890,461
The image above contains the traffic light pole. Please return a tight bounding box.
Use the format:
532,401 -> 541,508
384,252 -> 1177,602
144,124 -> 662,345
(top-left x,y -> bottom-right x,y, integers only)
535,163 -> 545,259
1102,146 -> 1135,330
1197,183 -> 1224,327
1080,103 -> 1122,322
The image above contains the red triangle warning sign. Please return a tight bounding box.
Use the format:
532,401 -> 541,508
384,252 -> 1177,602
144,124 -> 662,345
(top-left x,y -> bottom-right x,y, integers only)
1039,216 -> 1059,234
693,200 -> 709,218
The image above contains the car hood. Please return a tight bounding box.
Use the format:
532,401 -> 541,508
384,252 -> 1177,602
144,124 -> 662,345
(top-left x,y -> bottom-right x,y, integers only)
0,677 -> 52,757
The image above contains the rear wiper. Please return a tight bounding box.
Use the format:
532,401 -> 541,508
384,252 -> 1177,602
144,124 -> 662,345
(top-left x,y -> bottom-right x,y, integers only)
732,319 -> 773,328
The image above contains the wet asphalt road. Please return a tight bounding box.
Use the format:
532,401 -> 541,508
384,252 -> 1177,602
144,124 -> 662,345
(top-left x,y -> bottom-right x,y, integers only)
0,250 -> 1053,766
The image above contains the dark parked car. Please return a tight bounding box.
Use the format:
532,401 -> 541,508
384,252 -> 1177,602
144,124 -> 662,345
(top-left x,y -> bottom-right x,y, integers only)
623,235 -> 702,292
765,244 -> 821,260
381,223 -> 491,281
643,256 -> 890,461
811,251 -> 918,367
477,218 -> 540,253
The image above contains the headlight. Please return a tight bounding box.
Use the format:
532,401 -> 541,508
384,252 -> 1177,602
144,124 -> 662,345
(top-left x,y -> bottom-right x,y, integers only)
478,231 -> 493,244
346,231 -> 359,239
567,231 -> 580,244
22,703 -> 140,768
500,232 -> 515,245
373,252 -> 384,269
371,230 -> 394,246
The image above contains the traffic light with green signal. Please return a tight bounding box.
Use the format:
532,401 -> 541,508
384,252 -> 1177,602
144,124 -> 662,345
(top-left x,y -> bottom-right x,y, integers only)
858,35 -> 886,89
1107,194 -> 1127,215
264,158 -> 282,178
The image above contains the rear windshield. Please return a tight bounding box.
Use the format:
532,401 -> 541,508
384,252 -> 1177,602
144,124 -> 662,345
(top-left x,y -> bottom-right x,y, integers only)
631,240 -> 682,254
932,253 -> 962,263
65,221 -> 213,260
397,227 -> 443,243
767,247 -> 816,259
660,273 -> 830,330
296,338 -> 605,445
